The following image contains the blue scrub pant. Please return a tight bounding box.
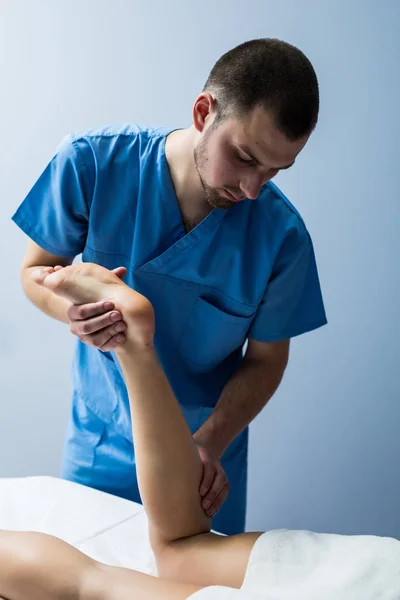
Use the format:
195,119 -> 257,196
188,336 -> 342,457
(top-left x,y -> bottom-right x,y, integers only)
61,395 -> 248,535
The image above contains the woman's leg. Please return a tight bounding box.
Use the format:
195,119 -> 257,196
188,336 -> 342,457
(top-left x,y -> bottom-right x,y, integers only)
33,264 -> 263,589
114,343 -> 262,589
0,529 -> 202,600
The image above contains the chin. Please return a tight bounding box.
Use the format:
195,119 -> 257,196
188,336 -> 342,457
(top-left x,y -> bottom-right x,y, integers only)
201,178 -> 235,209
206,196 -> 234,210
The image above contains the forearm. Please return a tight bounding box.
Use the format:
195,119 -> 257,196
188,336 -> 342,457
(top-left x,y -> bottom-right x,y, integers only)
116,346 -> 211,548
22,266 -> 71,323
194,356 -> 287,457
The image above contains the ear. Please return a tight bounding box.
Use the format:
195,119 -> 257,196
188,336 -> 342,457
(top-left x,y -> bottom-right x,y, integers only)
192,92 -> 217,133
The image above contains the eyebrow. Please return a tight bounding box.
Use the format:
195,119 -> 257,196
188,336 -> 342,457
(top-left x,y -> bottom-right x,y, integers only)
238,145 -> 295,170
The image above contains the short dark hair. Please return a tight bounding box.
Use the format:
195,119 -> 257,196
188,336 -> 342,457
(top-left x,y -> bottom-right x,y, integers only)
203,38 -> 319,140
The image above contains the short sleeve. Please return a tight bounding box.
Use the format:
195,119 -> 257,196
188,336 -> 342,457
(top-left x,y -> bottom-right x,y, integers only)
248,223 -> 327,342
11,134 -> 93,257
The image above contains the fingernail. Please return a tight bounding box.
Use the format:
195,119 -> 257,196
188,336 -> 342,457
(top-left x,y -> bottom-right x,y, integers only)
115,334 -> 125,343
111,312 -> 120,322
104,302 -> 114,311
115,322 -> 126,333
203,500 -> 211,510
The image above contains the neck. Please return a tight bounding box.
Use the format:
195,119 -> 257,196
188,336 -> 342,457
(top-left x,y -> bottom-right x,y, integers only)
165,127 -> 210,218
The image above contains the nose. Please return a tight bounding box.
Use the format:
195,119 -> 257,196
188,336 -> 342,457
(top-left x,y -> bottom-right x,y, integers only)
239,174 -> 265,200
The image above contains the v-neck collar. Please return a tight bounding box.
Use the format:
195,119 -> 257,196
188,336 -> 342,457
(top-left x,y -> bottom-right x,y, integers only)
137,130 -> 227,273
161,130 -> 227,234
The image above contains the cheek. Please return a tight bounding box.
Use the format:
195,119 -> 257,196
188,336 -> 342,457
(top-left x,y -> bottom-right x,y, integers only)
208,165 -> 224,185
206,154 -> 237,186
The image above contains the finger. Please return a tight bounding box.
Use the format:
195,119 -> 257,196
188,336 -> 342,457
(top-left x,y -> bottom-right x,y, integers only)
199,462 -> 216,497
208,484 -> 230,518
99,332 -> 127,352
68,301 -> 116,322
202,472 -> 227,511
83,322 -> 127,349
112,266 -> 127,280
71,311 -> 124,336
53,265 -> 64,272
31,266 -> 55,285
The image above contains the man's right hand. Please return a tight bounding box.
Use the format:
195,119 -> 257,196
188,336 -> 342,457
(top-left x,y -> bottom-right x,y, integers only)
67,266 -> 128,352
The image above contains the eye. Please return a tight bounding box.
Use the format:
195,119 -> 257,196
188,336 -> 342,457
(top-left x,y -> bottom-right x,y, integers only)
236,152 -> 255,166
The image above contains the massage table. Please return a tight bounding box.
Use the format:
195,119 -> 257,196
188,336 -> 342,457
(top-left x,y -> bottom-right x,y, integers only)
0,476 -> 157,574
1,476 -> 399,599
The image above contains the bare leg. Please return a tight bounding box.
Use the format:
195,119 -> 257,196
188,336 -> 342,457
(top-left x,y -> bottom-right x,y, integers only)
0,530 -> 203,600
31,264 -> 209,542
0,530 -> 89,600
32,264 -> 263,588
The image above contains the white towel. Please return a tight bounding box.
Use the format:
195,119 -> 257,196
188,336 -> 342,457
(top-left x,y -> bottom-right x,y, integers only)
189,528 -> 400,599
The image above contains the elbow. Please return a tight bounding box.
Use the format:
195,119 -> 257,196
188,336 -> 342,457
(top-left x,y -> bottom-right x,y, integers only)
149,521 -> 211,581
20,266 -> 32,296
20,266 -> 40,303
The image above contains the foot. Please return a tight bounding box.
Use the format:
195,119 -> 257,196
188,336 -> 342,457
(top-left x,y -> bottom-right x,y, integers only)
31,264 -> 155,351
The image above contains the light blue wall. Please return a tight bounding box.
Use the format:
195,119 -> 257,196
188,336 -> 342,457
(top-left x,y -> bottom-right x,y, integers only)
1,0 -> 399,537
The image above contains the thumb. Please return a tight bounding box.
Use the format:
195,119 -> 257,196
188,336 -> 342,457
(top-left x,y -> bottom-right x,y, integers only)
112,266 -> 127,280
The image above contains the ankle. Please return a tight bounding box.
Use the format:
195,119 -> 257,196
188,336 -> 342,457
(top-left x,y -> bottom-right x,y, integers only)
119,305 -> 155,350
116,335 -> 155,357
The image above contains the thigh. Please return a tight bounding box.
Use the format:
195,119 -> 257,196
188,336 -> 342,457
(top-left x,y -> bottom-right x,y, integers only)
61,394 -> 141,503
158,530 -> 263,591
0,530 -> 203,600
211,428 -> 248,535
98,563 -> 204,600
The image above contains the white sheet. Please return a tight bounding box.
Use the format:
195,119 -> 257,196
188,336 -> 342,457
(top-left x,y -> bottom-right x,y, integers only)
1,476 -> 400,600
0,475 -> 157,575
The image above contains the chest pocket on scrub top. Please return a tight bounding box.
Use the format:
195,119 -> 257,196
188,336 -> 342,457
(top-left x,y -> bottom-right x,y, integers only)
179,296 -> 256,373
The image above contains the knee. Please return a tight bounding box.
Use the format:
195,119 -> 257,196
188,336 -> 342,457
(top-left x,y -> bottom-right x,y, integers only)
148,528 -> 179,580
149,529 -> 169,577
153,543 -> 182,581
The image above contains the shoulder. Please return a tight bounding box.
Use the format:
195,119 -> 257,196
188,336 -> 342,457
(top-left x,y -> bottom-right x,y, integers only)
71,122 -> 165,142
243,181 -> 311,257
256,181 -> 308,233
55,123 -> 168,155
53,123 -> 170,172
262,180 -> 306,224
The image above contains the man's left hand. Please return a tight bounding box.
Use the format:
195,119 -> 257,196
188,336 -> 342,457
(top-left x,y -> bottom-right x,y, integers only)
196,443 -> 230,518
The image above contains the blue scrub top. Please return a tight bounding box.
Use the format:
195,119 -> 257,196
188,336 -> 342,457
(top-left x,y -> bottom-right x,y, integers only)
12,124 -> 327,442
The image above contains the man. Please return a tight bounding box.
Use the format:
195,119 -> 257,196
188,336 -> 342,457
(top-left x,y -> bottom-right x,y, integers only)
12,38 -> 327,535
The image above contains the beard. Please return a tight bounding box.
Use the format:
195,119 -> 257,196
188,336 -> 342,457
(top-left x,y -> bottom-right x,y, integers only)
193,138 -> 236,210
